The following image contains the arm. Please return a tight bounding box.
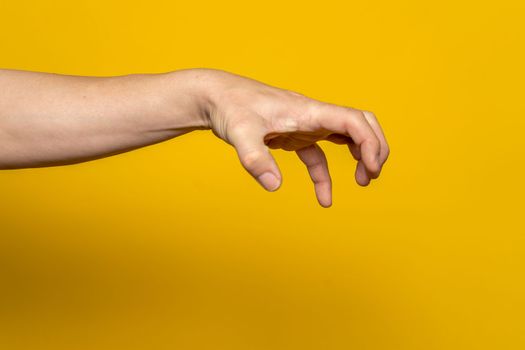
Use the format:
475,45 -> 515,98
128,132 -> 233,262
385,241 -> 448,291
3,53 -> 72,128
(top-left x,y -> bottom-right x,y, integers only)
0,68 -> 389,207
0,69 -> 209,168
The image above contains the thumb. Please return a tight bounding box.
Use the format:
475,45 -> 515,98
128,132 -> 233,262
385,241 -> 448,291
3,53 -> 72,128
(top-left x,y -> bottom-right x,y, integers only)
227,119 -> 282,192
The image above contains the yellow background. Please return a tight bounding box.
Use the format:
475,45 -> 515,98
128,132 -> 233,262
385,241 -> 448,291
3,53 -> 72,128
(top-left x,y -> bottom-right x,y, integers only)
1,1 -> 524,349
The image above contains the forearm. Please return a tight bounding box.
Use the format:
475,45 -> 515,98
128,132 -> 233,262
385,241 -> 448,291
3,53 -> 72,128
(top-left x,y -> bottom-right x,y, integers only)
0,69 -> 211,169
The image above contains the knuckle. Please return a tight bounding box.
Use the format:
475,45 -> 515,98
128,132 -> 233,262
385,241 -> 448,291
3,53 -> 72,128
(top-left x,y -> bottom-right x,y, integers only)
241,150 -> 264,169
345,106 -> 364,121
227,118 -> 252,139
362,110 -> 377,119
384,145 -> 390,161
341,109 -> 365,135
302,101 -> 322,128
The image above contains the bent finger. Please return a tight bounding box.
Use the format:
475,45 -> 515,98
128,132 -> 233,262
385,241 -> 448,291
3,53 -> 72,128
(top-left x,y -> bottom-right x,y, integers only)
310,104 -> 381,179
228,119 -> 282,192
362,110 -> 390,177
296,144 -> 332,207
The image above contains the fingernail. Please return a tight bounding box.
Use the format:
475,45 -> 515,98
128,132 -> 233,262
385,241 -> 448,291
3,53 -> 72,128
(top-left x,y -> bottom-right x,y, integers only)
257,172 -> 280,192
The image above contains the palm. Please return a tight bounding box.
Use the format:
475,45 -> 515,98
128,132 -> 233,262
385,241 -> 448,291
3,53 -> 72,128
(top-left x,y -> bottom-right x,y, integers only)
264,130 -> 350,151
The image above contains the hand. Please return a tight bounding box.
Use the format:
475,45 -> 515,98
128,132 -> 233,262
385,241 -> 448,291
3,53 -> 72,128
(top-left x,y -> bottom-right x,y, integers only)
195,69 -> 390,207
0,68 -> 388,209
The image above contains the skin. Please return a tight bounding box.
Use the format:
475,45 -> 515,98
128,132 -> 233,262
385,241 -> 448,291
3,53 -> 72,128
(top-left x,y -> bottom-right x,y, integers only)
0,68 -> 389,207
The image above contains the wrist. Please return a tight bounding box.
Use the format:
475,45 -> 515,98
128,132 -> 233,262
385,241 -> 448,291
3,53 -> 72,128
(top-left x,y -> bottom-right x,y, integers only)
164,69 -> 216,131
110,70 -> 214,138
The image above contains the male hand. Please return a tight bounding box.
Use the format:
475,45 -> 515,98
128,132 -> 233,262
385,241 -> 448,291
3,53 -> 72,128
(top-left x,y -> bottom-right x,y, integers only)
0,68 -> 389,208
196,69 -> 390,207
